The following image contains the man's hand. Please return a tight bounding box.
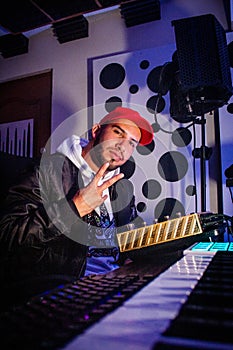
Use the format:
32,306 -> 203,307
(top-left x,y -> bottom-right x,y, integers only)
72,162 -> 124,217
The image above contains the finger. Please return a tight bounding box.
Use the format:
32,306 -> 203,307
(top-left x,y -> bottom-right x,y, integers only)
95,162 -> 110,181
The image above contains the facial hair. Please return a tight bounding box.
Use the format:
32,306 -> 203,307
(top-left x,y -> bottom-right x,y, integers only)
91,130 -> 120,171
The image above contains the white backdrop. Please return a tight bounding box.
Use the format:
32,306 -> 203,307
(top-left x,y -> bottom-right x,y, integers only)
90,46 -> 205,225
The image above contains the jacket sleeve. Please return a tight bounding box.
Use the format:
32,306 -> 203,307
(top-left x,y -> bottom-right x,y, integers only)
0,154 -> 88,284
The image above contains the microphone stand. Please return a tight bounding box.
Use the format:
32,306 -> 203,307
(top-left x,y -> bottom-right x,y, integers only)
200,110 -> 207,212
192,98 -> 212,213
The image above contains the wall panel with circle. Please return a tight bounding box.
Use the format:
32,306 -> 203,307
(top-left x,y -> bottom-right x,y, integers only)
90,46 -> 202,225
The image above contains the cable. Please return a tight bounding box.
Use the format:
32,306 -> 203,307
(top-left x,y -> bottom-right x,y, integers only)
192,122 -> 198,213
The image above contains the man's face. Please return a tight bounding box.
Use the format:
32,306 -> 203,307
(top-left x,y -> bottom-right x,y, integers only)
91,119 -> 141,170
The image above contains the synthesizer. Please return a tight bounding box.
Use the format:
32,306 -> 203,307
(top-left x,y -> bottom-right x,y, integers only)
0,239 -> 231,350
0,247 -> 232,349
65,247 -> 233,350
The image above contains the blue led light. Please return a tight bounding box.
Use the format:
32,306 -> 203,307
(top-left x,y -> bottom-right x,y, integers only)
191,242 -> 214,251
191,242 -> 233,252
209,242 -> 229,251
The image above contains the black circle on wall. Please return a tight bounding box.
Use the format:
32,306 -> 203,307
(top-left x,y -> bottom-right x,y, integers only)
186,185 -> 196,196
172,127 -> 192,147
137,202 -> 147,213
154,198 -> 185,221
140,60 -> 150,69
129,84 -> 139,94
142,179 -> 162,199
99,63 -> 126,89
136,139 -> 155,155
158,151 -> 188,182
146,95 -> 166,114
105,97 -> 122,112
120,156 -> 135,179
227,102 -> 233,114
147,66 -> 163,93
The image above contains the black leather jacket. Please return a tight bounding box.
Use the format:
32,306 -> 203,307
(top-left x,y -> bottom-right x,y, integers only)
0,153 -> 141,291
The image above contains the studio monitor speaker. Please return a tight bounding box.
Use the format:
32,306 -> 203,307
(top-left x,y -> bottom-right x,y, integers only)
171,14 -> 233,116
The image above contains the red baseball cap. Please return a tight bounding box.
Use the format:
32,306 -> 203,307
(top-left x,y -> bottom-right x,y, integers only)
99,107 -> 154,146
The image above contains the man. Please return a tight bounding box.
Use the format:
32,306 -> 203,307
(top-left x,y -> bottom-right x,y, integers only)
0,106 -> 153,303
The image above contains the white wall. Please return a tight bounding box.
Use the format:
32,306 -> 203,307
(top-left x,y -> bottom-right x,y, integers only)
0,0 -> 231,217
